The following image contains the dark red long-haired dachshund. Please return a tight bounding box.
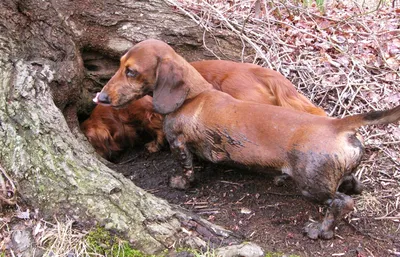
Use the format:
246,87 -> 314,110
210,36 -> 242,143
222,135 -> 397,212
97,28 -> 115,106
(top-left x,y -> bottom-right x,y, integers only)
81,95 -> 164,160
93,39 -> 400,240
82,59 -> 325,160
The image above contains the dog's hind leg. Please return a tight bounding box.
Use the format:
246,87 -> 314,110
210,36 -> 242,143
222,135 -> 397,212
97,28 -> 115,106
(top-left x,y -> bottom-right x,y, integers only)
169,134 -> 195,190
304,192 -> 354,240
338,174 -> 363,195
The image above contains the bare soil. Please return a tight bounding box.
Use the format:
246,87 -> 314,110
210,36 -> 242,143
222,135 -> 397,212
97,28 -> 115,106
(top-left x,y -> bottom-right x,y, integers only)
110,143 -> 399,257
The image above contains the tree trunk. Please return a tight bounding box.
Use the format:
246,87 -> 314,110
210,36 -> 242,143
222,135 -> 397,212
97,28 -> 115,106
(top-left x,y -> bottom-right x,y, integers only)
0,0 -> 256,254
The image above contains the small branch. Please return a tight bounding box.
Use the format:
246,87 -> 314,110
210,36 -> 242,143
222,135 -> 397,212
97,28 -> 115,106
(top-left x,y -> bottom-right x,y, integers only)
0,163 -> 17,206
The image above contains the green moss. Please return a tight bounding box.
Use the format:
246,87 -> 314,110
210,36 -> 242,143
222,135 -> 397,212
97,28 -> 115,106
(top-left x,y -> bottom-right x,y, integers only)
85,226 -> 155,257
85,227 -> 301,257
38,184 -> 45,192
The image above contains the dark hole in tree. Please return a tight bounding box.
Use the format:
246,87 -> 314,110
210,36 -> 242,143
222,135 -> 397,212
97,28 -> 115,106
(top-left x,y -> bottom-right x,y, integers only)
78,47 -> 120,123
85,64 -> 101,71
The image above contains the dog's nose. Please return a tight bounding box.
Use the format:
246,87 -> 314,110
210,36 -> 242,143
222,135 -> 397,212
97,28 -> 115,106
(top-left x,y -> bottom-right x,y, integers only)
93,92 -> 111,104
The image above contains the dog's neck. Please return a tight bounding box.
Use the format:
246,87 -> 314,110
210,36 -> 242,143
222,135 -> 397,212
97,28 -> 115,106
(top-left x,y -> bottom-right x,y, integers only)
176,54 -> 214,100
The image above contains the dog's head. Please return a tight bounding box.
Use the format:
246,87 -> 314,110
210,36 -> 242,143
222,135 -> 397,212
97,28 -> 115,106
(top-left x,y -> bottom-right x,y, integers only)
81,117 -> 121,160
94,39 -> 189,114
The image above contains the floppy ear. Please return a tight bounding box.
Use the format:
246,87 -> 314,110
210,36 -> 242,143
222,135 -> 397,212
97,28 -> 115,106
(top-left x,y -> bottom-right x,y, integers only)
153,58 -> 189,114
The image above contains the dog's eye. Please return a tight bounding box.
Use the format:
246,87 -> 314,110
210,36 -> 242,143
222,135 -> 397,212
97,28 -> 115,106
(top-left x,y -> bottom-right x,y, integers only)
126,69 -> 138,78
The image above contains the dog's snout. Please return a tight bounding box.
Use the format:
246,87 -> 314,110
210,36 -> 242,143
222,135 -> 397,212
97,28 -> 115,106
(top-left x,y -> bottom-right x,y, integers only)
94,92 -> 111,105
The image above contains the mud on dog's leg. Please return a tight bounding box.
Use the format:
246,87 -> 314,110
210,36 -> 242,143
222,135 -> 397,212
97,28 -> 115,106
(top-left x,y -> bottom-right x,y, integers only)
320,192 -> 354,239
169,134 -> 195,189
304,192 -> 354,240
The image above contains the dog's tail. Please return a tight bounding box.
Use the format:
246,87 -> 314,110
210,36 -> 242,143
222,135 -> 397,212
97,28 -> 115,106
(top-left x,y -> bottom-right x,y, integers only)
335,105 -> 400,131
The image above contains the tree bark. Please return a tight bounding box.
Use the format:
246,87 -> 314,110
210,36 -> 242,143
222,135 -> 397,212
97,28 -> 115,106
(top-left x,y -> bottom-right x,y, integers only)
0,0 -> 255,254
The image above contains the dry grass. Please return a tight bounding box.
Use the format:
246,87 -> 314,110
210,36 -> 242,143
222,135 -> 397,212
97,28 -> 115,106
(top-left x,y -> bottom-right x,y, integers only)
0,216 -> 92,256
0,216 -> 133,256
36,218 -> 91,256
165,0 -> 400,226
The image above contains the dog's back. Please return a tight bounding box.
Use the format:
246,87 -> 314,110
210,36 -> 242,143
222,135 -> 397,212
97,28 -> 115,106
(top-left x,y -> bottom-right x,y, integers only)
191,60 -> 326,116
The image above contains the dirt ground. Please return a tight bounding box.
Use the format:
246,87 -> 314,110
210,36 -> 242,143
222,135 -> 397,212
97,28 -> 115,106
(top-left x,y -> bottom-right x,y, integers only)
109,142 -> 400,257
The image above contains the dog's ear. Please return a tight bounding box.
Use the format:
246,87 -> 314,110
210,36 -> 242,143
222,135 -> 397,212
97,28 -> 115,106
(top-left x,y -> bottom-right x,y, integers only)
153,58 -> 189,114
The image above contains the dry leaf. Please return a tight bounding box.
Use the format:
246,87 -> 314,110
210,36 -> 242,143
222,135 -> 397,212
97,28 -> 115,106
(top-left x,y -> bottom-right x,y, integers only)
240,207 -> 252,214
16,209 -> 30,220
331,35 -> 346,44
383,92 -> 400,104
386,57 -> 400,70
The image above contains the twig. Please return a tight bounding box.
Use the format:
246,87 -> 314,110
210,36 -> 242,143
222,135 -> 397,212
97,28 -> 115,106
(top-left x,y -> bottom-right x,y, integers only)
0,163 -> 17,206
218,180 -> 243,187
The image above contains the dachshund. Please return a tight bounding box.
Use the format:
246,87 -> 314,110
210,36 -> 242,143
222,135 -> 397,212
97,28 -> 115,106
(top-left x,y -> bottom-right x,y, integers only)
81,95 -> 164,160
83,59 -> 325,160
93,39 -> 400,240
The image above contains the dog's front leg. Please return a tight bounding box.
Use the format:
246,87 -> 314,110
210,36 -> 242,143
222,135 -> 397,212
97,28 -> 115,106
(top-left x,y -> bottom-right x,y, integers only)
304,192 -> 354,239
169,134 -> 195,190
145,129 -> 165,153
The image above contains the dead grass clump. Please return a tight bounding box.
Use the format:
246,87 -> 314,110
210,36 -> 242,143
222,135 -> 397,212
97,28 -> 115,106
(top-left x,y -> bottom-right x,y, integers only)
36,218 -> 90,256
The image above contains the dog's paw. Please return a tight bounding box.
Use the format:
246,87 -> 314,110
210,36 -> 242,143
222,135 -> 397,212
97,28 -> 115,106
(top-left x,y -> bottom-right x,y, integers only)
273,174 -> 290,187
145,141 -> 161,153
303,222 -> 320,240
303,222 -> 335,240
169,175 -> 190,190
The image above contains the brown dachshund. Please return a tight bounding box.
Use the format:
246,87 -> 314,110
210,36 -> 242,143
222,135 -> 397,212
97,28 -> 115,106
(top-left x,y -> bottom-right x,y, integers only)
83,59 -> 325,160
94,39 -> 400,240
81,95 -> 164,160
